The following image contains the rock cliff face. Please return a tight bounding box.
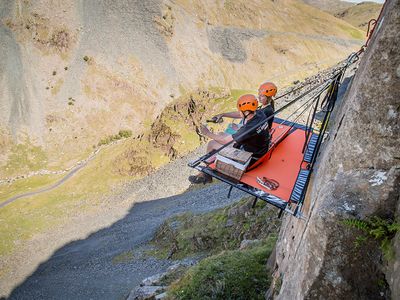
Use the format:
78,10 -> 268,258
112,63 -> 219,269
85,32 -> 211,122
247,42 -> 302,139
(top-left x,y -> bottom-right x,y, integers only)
0,0 -> 363,174
274,0 -> 399,298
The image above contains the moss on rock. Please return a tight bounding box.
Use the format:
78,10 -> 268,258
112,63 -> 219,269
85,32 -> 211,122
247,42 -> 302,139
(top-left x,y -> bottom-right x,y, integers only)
148,197 -> 281,259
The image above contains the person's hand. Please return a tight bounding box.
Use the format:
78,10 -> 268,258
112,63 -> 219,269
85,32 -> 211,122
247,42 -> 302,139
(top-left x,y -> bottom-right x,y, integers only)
212,114 -> 223,123
199,124 -> 210,137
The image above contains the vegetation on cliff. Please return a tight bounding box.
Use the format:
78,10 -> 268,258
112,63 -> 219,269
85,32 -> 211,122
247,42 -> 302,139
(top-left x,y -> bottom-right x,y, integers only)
168,239 -> 275,300
148,197 -> 280,259
142,198 -> 280,299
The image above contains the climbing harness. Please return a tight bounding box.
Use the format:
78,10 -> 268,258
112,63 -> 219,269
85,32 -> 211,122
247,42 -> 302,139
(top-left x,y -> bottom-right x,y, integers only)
256,176 -> 279,190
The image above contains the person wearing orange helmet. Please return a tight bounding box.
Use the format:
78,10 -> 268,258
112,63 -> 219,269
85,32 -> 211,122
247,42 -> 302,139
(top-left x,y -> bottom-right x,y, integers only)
211,81 -> 277,132
189,94 -> 270,184
258,81 -> 277,129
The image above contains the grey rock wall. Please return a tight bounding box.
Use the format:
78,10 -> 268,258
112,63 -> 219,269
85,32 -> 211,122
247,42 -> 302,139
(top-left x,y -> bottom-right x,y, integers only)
274,0 -> 400,298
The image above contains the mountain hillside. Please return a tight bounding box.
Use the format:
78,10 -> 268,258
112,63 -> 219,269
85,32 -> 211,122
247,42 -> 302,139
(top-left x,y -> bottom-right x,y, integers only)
301,0 -> 354,13
334,2 -> 383,30
0,0 -> 364,178
301,0 -> 383,30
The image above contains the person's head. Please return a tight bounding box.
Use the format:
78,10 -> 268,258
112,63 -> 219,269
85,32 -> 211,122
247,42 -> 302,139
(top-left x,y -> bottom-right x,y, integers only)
258,82 -> 277,107
237,94 -> 258,119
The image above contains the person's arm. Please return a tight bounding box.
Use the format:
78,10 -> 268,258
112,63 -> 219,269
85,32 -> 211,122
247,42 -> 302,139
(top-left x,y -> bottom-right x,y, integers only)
214,111 -> 241,120
199,125 -> 233,145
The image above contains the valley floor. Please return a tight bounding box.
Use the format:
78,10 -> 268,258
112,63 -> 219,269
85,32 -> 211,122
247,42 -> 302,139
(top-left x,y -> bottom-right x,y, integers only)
0,147 -> 246,299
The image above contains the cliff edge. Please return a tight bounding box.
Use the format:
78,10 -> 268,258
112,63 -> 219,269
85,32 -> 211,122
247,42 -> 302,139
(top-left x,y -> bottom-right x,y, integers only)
273,0 -> 399,298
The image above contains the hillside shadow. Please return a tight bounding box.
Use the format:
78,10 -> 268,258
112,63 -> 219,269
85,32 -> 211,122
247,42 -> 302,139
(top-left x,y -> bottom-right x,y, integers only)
7,182 -> 245,300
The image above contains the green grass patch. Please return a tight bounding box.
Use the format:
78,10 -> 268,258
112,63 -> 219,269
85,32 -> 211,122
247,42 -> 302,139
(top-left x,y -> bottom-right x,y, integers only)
163,116 -> 200,155
230,89 -> 254,101
148,198 -> 280,260
167,237 -> 276,300
112,138 -> 172,177
2,141 -> 48,178
151,88 -> 239,157
0,193 -> 65,255
97,129 -> 133,146
0,173 -> 64,204
148,148 -> 171,168
213,88 -> 253,113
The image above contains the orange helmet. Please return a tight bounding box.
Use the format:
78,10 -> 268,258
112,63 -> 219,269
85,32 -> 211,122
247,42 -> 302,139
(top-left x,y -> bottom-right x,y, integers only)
237,94 -> 258,112
259,82 -> 277,97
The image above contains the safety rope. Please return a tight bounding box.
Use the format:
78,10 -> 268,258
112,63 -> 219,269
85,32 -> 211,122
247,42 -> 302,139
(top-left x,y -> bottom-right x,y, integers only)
355,0 -> 387,56
365,2 -> 385,47
273,68 -> 338,103
269,87 -> 326,146
302,92 -> 321,154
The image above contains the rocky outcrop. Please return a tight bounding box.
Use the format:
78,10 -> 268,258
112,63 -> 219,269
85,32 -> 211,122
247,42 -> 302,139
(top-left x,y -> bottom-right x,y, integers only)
127,261 -> 194,300
273,0 -> 399,299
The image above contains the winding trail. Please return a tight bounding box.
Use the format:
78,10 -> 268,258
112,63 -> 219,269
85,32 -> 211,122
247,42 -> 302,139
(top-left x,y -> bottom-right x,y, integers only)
0,139 -> 122,208
0,162 -> 88,208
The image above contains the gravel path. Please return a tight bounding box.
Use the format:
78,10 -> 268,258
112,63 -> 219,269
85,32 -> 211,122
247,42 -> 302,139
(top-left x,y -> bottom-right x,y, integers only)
4,148 -> 247,300
0,163 -> 88,208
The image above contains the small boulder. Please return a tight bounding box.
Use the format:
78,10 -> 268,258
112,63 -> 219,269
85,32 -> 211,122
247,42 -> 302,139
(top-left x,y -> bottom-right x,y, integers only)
140,273 -> 165,286
155,292 -> 167,299
127,286 -> 166,300
239,239 -> 262,250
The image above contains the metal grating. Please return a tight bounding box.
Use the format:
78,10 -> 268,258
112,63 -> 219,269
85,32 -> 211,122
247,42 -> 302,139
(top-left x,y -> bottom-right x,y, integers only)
304,133 -> 319,163
290,169 -> 310,203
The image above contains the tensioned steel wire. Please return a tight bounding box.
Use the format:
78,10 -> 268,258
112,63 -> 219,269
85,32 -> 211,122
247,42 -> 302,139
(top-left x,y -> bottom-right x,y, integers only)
269,78 -> 335,147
